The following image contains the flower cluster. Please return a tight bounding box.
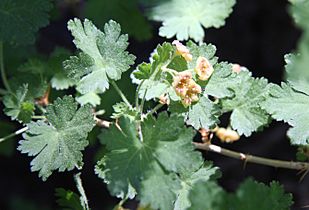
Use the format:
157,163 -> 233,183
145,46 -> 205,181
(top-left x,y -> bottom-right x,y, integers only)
172,40 -> 192,61
195,56 -> 214,81
172,71 -> 201,107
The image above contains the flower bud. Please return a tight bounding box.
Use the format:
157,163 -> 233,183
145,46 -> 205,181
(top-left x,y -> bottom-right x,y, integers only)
215,127 -> 240,143
232,64 -> 241,73
195,56 -> 214,81
172,40 -> 193,61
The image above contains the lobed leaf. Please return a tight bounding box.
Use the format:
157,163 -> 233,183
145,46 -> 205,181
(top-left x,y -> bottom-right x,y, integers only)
150,0 -> 236,42
18,96 -> 95,180
64,19 -> 135,94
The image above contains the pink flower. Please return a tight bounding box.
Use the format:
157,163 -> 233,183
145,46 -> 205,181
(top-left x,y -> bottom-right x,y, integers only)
172,40 -> 193,62
195,56 -> 214,81
172,71 -> 201,107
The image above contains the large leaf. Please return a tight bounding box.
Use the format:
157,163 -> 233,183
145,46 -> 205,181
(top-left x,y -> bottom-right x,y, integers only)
95,113 -> 202,201
261,83 -> 309,145
150,0 -> 236,42
64,19 -> 135,94
0,0 -> 52,45
221,71 -> 271,136
18,96 -> 95,180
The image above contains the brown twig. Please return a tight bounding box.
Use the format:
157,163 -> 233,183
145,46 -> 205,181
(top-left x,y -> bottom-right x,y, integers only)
95,117 -> 111,128
194,142 -> 309,171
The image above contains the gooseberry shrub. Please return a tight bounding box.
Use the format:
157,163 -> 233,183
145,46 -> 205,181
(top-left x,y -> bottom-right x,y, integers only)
0,0 -> 308,209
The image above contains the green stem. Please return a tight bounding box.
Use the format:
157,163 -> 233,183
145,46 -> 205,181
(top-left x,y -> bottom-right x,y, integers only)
111,81 -> 131,108
146,103 -> 164,118
139,88 -> 147,115
31,115 -> 46,119
135,80 -> 145,108
0,42 -> 11,92
0,127 -> 28,143
35,104 -> 47,114
74,173 -> 90,210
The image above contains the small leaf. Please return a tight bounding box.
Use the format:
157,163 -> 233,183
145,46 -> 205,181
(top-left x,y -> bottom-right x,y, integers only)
3,84 -> 35,123
55,188 -> 83,210
186,96 -> 220,130
174,163 -> 220,210
76,92 -> 101,107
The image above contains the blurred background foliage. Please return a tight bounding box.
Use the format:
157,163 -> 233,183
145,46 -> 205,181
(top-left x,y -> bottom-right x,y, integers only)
0,0 -> 308,209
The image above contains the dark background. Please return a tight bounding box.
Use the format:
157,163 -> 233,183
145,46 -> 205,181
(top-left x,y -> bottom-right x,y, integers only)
0,0 -> 307,209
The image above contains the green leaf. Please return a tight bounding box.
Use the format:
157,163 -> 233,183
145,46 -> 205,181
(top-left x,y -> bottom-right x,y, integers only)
48,48 -> 76,90
187,178 -> 293,210
51,72 -> 75,90
95,112 -> 202,199
0,0 -> 52,45
204,62 -> 240,98
186,41 -> 217,69
133,62 -> 152,80
76,92 -> 101,107
55,188 -> 83,210
64,19 -> 135,94
150,0 -> 236,42
111,102 -> 139,122
284,38 -> 309,95
230,179 -> 293,210
221,71 -> 271,136
186,96 -> 220,130
139,163 -> 181,210
174,163 -> 220,210
133,42 -> 175,100
186,41 -> 240,98
3,84 -> 35,123
261,83 -> 309,145
9,59 -> 48,99
85,0 -> 152,41
18,96 -> 95,180
289,0 -> 309,31
187,181 -> 227,210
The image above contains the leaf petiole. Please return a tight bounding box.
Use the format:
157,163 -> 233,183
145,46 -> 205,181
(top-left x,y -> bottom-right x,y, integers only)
0,126 -> 28,143
111,81 -> 132,108
74,173 -> 90,210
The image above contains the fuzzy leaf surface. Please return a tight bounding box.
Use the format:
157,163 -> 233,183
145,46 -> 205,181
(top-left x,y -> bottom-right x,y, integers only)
261,83 -> 309,145
150,0 -> 235,42
64,19 -> 135,94
221,71 -> 271,136
18,96 -> 95,180
95,113 -> 202,200
174,163 -> 220,210
186,96 -> 220,130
